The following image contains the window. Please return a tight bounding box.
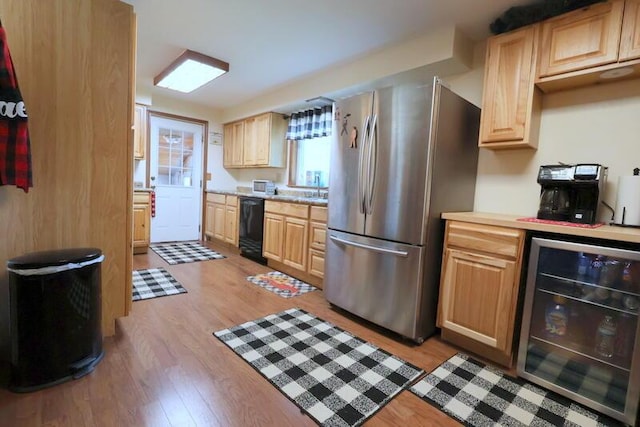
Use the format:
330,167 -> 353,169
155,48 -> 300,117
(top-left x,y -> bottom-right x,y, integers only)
288,135 -> 330,188
157,127 -> 195,186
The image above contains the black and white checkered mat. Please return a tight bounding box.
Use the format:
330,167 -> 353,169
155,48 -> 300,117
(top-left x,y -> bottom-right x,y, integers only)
246,271 -> 317,298
132,268 -> 187,301
214,308 -> 423,426
410,353 -> 623,427
524,343 -> 627,415
150,241 -> 225,265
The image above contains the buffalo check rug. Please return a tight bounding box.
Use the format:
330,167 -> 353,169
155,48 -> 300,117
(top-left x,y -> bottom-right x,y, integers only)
150,241 -> 225,265
246,271 -> 318,298
132,268 -> 187,301
214,308 -> 424,426
410,353 -> 623,427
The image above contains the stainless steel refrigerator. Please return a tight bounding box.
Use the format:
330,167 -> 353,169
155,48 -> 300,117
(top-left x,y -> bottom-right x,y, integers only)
324,77 -> 480,343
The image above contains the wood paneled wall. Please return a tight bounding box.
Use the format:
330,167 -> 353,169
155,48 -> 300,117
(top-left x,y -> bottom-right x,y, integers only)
0,0 -> 134,352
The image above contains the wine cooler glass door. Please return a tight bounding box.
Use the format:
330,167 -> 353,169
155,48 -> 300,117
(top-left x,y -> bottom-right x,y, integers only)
517,237 -> 640,425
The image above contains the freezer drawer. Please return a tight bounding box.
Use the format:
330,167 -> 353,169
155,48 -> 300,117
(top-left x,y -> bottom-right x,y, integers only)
324,229 -> 431,341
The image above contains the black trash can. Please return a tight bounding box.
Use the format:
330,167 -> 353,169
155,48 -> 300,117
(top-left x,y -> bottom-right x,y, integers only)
7,248 -> 105,392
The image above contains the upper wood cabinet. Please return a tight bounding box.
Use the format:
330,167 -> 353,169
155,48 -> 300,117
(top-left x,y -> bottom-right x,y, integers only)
437,221 -> 526,367
133,104 -> 146,159
535,0 -> 640,92
223,112 -> 286,168
537,0 -> 625,78
223,121 -> 244,168
479,25 -> 542,150
620,0 -> 640,60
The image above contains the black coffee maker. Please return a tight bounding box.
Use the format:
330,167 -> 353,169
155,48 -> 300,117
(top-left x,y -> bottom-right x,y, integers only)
537,164 -> 607,224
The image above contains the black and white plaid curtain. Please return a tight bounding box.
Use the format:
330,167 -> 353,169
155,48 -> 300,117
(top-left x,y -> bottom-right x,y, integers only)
285,105 -> 332,140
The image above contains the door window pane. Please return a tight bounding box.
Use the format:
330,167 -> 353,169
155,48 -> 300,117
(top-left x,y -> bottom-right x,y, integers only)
156,127 -> 195,187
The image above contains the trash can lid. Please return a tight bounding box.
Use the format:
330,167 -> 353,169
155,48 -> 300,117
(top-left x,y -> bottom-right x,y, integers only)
7,248 -> 102,269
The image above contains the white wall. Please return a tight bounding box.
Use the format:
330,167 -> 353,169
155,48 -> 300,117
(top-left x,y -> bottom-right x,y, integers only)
446,43 -> 640,221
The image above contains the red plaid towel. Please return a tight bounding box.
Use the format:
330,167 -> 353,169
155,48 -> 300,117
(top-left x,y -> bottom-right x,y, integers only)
0,21 -> 32,192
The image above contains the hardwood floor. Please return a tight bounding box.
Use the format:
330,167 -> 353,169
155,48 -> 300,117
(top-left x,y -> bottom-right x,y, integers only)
0,240 -> 467,426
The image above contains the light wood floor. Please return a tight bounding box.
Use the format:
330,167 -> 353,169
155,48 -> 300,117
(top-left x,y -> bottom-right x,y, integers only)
0,240 -> 468,426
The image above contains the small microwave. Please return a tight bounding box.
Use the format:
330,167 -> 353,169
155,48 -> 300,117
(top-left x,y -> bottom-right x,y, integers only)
252,180 -> 275,195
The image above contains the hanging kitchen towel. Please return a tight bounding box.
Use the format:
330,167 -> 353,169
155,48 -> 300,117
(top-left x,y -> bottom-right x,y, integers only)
0,19 -> 32,192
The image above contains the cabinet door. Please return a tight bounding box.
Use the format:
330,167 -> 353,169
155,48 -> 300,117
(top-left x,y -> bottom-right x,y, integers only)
283,217 -> 308,271
440,248 -> 517,353
224,205 -> 238,246
479,25 -> 541,149
253,113 -> 271,166
538,0 -> 625,77
243,117 -> 258,166
223,122 -> 245,168
205,201 -> 215,237
133,203 -> 149,252
223,123 -> 233,168
620,0 -> 640,61
263,213 -> 284,261
133,104 -> 146,159
212,203 -> 225,241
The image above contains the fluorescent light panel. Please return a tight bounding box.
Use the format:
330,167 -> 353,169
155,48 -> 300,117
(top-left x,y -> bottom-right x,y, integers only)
154,50 -> 229,93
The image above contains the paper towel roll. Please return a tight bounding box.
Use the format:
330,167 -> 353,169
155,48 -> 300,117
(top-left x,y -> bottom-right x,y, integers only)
613,175 -> 640,226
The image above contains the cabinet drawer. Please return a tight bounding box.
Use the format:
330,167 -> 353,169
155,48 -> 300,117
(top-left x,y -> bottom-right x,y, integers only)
446,221 -> 524,260
225,195 -> 238,206
133,192 -> 150,204
265,200 -> 309,218
309,221 -> 327,251
207,193 -> 226,204
308,249 -> 325,278
310,206 -> 327,223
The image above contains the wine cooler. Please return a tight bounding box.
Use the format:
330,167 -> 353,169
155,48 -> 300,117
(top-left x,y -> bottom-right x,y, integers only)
518,237 -> 640,425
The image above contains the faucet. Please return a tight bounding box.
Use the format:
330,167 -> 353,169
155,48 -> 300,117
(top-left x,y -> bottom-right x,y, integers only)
314,174 -> 321,198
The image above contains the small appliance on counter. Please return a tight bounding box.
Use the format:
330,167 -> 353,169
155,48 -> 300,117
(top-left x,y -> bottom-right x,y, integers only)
612,168 -> 640,227
536,164 -> 607,224
252,179 -> 275,196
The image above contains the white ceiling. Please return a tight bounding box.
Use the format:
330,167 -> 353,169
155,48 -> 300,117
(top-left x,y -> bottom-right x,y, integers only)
124,0 -> 530,111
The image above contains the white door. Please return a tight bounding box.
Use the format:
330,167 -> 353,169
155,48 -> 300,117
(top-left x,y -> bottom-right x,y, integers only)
149,115 -> 203,243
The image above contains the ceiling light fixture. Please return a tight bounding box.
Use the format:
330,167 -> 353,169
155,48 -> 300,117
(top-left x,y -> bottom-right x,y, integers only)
154,49 -> 229,93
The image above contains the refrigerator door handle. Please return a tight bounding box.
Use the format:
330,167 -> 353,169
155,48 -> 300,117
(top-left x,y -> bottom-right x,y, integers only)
329,234 -> 409,257
365,114 -> 378,215
357,115 -> 371,214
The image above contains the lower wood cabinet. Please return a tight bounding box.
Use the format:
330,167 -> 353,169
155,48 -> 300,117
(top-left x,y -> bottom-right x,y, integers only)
133,191 -> 151,254
437,220 -> 525,367
224,198 -> 238,246
263,201 -> 327,288
263,201 -> 309,269
308,206 -> 327,279
204,193 -> 238,247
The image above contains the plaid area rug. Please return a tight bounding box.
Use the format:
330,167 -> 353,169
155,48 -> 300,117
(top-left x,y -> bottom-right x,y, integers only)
214,308 -> 423,426
410,353 -> 623,427
132,268 -> 187,301
246,271 -> 317,298
150,241 -> 225,265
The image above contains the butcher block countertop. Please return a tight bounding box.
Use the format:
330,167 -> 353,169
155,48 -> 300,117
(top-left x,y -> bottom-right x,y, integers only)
441,212 -> 640,244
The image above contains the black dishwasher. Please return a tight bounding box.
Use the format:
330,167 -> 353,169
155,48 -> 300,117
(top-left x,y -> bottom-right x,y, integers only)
238,196 -> 267,264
